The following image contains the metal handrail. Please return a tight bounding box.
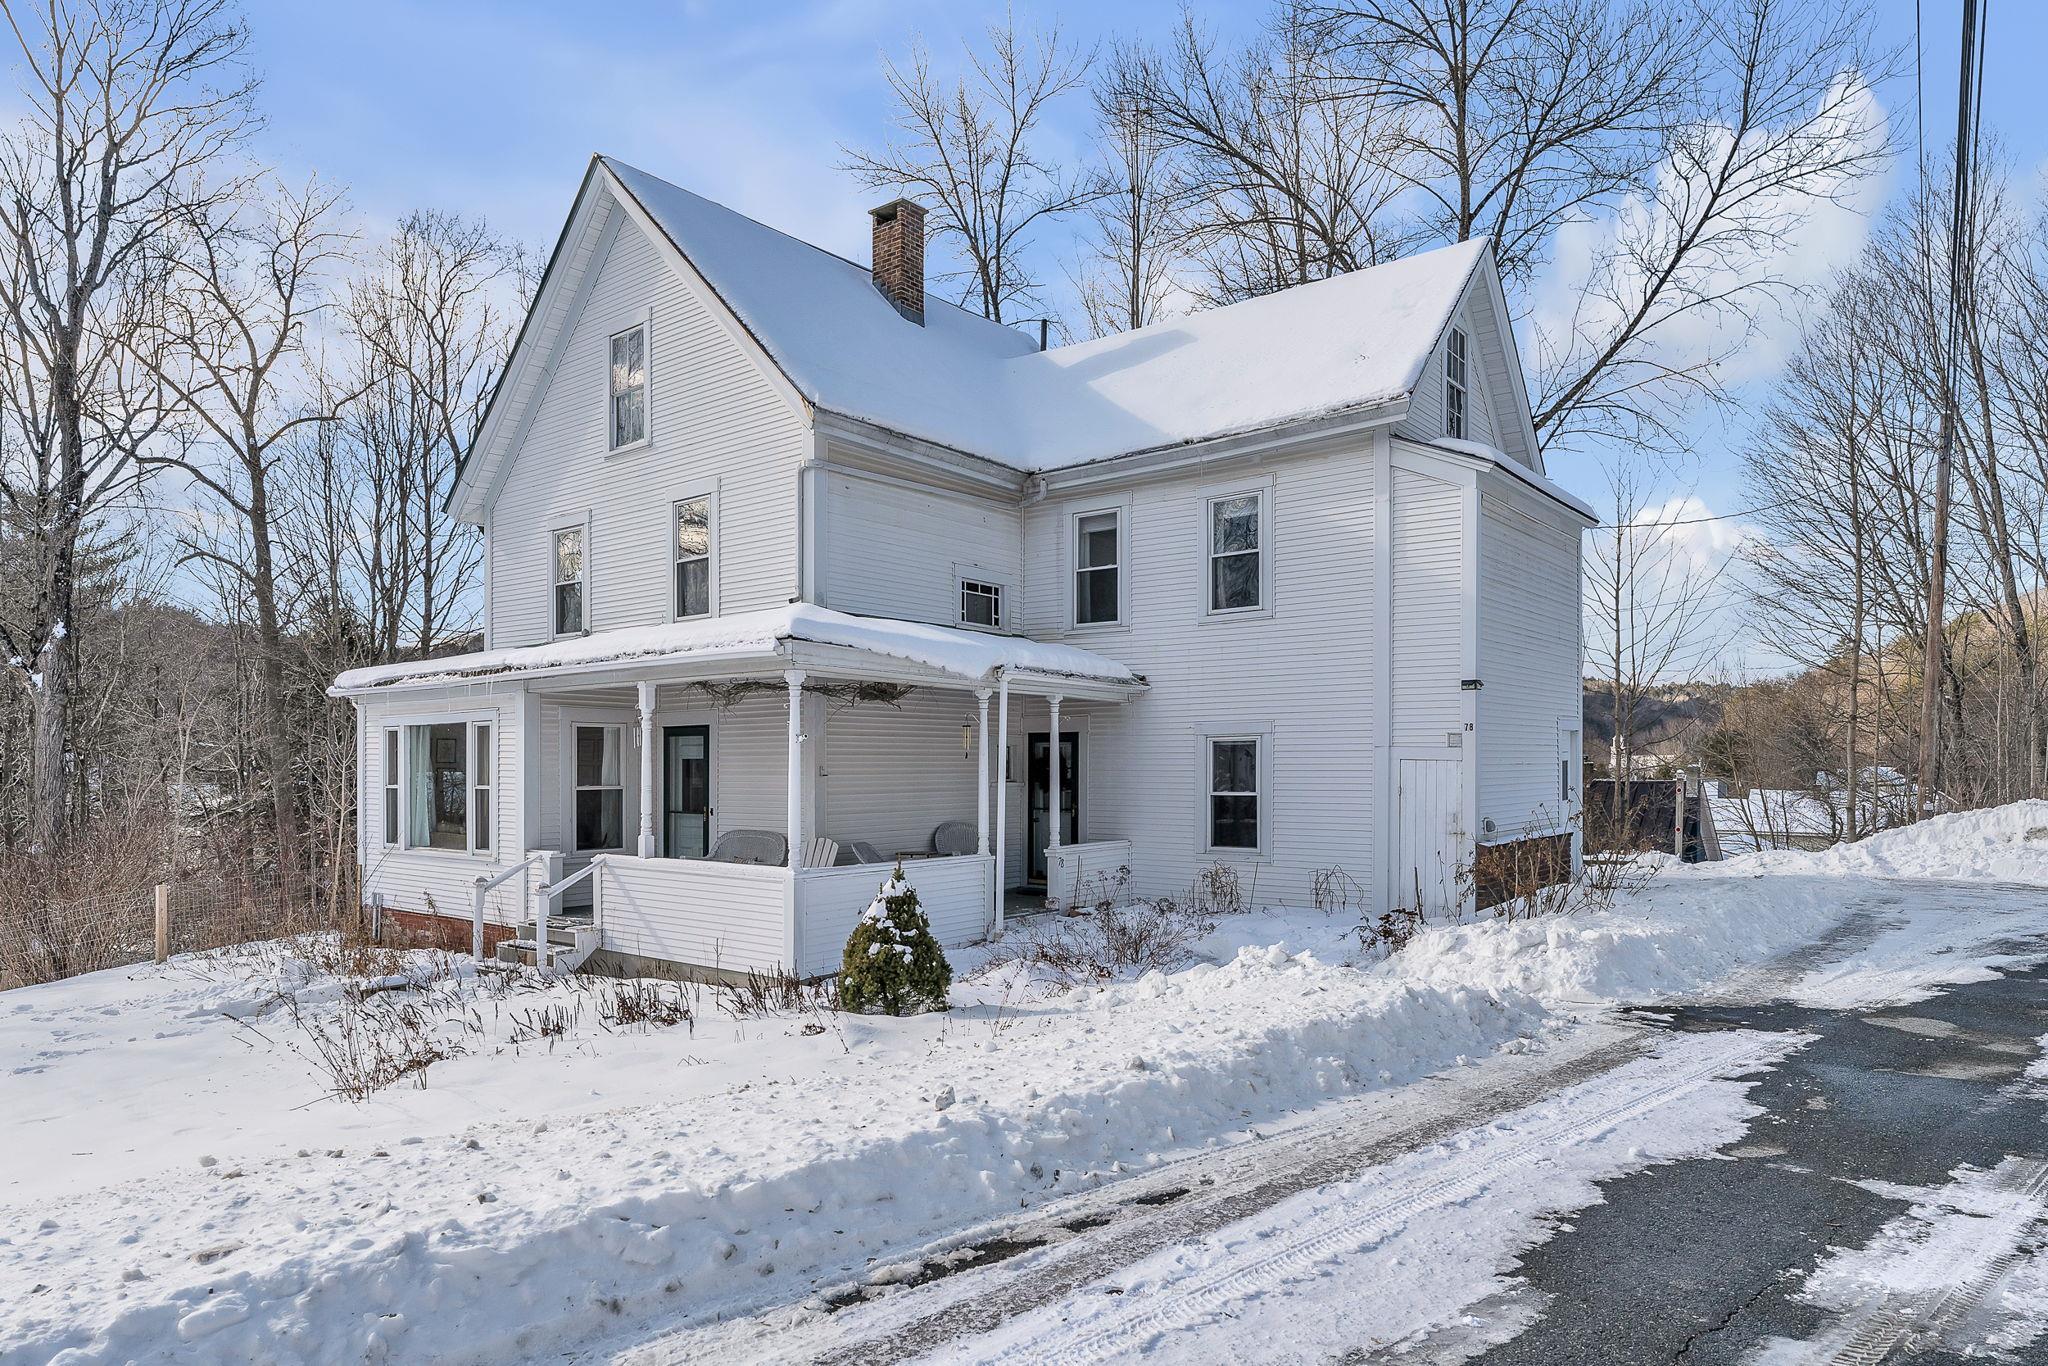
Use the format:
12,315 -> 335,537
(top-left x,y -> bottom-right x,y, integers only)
469,853 -> 549,961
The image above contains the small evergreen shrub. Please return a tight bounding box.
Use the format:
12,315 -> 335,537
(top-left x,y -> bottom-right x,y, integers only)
839,865 -> 952,1015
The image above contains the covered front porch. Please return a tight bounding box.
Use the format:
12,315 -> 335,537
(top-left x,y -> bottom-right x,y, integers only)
338,606 -> 1144,977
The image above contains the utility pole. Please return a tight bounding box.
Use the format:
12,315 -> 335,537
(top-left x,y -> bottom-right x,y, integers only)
1916,0 -> 1984,820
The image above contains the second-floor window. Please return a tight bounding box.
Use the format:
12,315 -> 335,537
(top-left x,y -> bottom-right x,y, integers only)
553,526 -> 584,635
960,578 -> 1002,628
609,322 -> 647,450
1075,510 -> 1120,625
674,496 -> 711,618
1208,492 -> 1263,613
1445,326 -> 1468,440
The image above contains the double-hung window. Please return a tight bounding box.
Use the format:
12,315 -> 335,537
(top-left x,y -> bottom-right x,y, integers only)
1207,737 -> 1260,851
553,526 -> 584,635
398,720 -> 492,853
674,496 -> 712,618
574,723 -> 625,851
609,323 -> 647,450
1208,493 -> 1262,613
471,724 -> 492,852
960,578 -> 1002,629
1444,327 -> 1468,440
1074,510 -> 1120,625
381,729 -> 401,845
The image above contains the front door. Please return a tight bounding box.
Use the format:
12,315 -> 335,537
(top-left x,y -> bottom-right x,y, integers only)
662,725 -> 711,858
1026,733 -> 1079,884
1393,756 -> 1463,915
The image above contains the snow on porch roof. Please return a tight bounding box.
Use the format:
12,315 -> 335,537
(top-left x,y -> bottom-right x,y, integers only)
328,605 -> 1142,696
602,157 -> 1490,471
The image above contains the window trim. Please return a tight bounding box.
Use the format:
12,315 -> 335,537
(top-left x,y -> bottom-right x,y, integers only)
671,488 -> 718,621
377,709 -> 496,859
469,721 -> 493,855
1069,500 -> 1128,630
955,571 -> 1006,631
606,311 -> 651,455
1444,325 -> 1469,441
571,720 -> 629,853
551,518 -> 589,639
1196,478 -> 1274,622
1203,487 -> 1269,618
1200,731 -> 1268,857
380,728 -> 401,847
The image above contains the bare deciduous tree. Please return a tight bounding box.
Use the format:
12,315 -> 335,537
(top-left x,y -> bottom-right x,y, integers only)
0,0 -> 255,852
842,17 -> 1097,323
137,176 -> 358,881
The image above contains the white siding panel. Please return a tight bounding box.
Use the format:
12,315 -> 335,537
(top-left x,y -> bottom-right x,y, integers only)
822,687 -> 988,860
1015,448 -> 1379,906
1389,467 -> 1467,748
794,855 -> 993,976
817,470 -> 1023,626
486,215 -> 805,648
1477,489 -> 1583,839
1395,290 -> 1504,453
356,688 -> 526,924
599,855 -> 789,973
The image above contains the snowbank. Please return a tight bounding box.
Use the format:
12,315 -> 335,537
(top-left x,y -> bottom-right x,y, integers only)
1728,800 -> 2048,884
8,824 -> 2020,1365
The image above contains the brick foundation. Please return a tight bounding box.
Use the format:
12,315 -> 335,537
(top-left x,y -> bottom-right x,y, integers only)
1473,833 -> 1573,910
376,906 -> 518,955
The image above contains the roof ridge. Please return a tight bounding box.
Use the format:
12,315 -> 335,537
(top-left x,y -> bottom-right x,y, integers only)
597,155 -> 1021,339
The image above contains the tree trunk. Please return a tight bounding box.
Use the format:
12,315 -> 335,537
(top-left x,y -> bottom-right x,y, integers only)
246,469 -> 303,889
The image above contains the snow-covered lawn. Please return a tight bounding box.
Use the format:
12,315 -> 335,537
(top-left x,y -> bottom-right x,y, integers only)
5,804 -> 2048,1364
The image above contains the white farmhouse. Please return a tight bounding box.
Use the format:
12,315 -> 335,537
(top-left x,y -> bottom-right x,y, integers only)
331,156 -> 1594,976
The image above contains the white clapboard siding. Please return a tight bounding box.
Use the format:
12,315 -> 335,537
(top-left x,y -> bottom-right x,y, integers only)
356,688 -> 524,922
599,855 -> 790,973
486,208 -> 805,649
816,468 -> 1023,627
1014,446 -> 1378,907
794,855 -> 993,977
1396,294 -> 1497,451
1477,486 -> 1583,839
822,687 -> 988,862
1389,466 -> 1468,749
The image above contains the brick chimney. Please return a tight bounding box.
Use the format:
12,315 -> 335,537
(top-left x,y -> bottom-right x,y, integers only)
869,198 -> 926,325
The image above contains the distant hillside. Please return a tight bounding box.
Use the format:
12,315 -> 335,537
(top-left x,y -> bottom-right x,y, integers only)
1580,680 -> 1730,752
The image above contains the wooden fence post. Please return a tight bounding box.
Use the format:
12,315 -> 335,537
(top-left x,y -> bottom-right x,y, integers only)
153,884 -> 169,963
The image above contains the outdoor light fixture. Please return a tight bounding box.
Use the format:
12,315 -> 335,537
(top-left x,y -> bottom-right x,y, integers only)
1461,678 -> 1484,690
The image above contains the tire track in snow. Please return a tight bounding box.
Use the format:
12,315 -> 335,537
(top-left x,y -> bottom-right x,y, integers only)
1767,1156 -> 2048,1365
965,1028 -> 1803,1365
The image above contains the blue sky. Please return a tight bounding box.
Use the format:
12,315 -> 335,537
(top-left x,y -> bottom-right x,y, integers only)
243,1 -> 2047,676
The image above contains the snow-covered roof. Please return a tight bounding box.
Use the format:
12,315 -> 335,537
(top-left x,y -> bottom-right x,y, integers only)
603,157 -> 1492,472
330,605 -> 1141,695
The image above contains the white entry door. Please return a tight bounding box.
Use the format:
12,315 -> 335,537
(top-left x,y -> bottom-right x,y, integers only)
1394,757 -> 1464,917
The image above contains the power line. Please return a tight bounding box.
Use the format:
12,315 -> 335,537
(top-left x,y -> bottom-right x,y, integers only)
1917,0 -> 1988,819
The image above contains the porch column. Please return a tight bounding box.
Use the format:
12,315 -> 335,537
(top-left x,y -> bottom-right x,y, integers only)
784,669 -> 806,868
1046,695 -> 1064,858
994,670 -> 1010,933
974,688 -> 992,857
636,681 -> 656,858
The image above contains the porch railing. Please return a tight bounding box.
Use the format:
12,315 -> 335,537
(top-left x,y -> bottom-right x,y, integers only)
1045,839 -> 1133,911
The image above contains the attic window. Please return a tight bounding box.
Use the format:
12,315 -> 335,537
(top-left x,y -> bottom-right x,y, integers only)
609,323 -> 647,450
1445,327 -> 1468,441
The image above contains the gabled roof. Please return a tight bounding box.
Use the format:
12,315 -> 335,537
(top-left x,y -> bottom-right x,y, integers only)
604,157 -> 1501,472
456,156 -> 1522,513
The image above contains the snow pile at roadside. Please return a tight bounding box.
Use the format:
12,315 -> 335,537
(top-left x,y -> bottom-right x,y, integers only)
1393,871 -> 1845,1006
1731,800 -> 2048,884
0,860 -> 1883,1366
